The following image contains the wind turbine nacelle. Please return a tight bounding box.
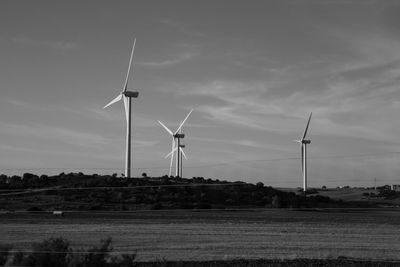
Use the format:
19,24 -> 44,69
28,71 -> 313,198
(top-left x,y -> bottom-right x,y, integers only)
179,145 -> 186,148
174,133 -> 185,138
302,140 -> 311,144
124,91 -> 139,98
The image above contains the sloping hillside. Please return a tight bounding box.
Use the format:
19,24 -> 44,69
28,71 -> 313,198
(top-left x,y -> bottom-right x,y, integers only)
0,173 -> 372,211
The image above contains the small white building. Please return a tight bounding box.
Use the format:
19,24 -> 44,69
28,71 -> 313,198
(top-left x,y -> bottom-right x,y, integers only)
391,184 -> 400,192
53,211 -> 64,217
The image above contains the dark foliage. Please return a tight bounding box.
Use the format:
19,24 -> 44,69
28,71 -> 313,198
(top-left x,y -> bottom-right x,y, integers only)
11,237 -> 70,267
0,243 -> 12,265
27,206 -> 44,212
378,186 -> 400,200
29,237 -> 70,267
0,173 -> 361,211
8,237 -> 136,267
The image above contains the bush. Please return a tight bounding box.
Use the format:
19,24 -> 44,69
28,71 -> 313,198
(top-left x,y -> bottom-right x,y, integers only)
152,203 -> 163,210
29,237 -> 70,267
306,188 -> 319,194
272,195 -> 281,208
27,206 -> 44,212
0,244 -> 12,265
7,237 -> 136,267
81,237 -> 112,267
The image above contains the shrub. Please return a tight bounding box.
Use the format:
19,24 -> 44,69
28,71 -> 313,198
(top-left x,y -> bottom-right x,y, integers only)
28,237 -> 70,267
0,244 -> 12,265
152,203 -> 163,210
80,237 -> 112,267
27,206 -> 44,212
272,195 -> 281,208
10,237 -> 136,267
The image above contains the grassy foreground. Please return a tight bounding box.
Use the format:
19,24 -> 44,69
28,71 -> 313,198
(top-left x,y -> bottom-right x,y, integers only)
2,236 -> 399,267
135,259 -> 400,267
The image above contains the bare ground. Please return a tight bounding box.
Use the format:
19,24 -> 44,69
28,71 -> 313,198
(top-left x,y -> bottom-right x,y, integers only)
1,209 -> 400,262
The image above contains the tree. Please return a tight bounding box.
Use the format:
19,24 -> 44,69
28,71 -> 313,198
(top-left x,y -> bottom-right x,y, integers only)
0,174 -> 7,185
0,244 -> 12,265
256,182 -> 264,188
272,195 -> 281,208
8,175 -> 22,188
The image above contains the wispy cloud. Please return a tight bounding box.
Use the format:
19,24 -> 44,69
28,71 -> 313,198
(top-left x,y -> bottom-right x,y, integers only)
133,140 -> 159,148
138,52 -> 196,68
169,61 -> 400,141
13,36 -> 79,50
0,98 -> 32,108
0,122 -> 110,147
87,108 -> 159,128
159,18 -> 205,37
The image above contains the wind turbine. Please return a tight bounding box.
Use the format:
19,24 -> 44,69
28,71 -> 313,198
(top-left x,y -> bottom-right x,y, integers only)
177,128 -> 188,178
295,112 -> 312,193
158,109 -> 193,177
103,39 -> 139,178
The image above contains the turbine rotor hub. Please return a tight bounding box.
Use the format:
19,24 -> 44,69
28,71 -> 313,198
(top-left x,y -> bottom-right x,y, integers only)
123,91 -> 139,98
174,133 -> 185,138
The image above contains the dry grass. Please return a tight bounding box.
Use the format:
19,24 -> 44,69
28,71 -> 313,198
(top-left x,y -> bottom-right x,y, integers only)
1,210 -> 400,261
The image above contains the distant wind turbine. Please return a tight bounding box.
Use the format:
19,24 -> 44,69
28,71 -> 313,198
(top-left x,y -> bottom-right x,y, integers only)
103,39 -> 139,178
158,109 -> 193,177
295,113 -> 312,193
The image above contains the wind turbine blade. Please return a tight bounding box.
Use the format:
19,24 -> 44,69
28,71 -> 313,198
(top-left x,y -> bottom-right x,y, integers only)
174,109 -> 193,134
169,139 -> 175,176
165,146 -> 178,158
123,38 -> 136,92
158,121 -> 174,136
103,94 -> 122,109
123,96 -> 130,124
301,112 -> 312,140
301,144 -> 304,173
180,147 -> 187,160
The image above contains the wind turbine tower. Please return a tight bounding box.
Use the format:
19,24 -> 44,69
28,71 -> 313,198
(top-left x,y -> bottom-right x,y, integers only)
295,113 -> 312,193
179,143 -> 187,177
103,39 -> 139,178
158,109 -> 193,177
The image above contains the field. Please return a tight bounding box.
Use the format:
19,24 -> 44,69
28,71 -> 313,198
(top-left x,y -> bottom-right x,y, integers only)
280,187 -> 400,205
1,209 -> 400,262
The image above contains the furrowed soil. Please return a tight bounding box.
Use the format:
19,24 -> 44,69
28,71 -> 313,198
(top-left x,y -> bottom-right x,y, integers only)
1,209 -> 400,263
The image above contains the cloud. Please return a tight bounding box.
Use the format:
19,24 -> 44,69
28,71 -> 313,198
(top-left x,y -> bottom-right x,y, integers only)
190,136 -> 294,154
133,140 -> 159,148
13,36 -> 79,50
0,122 -> 110,147
159,18 -> 205,37
0,98 -> 32,108
87,108 -> 159,128
138,52 -> 196,67
168,65 -> 400,142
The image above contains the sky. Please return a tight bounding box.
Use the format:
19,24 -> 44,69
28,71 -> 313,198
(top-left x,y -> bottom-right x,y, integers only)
1,0 -> 400,187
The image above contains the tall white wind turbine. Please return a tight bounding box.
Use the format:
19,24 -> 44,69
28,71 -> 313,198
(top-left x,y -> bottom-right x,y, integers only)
103,39 -> 139,178
295,113 -> 312,193
158,109 -> 193,177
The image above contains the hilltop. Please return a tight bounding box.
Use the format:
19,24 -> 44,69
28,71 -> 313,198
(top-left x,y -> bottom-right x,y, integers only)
0,173 -> 388,211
